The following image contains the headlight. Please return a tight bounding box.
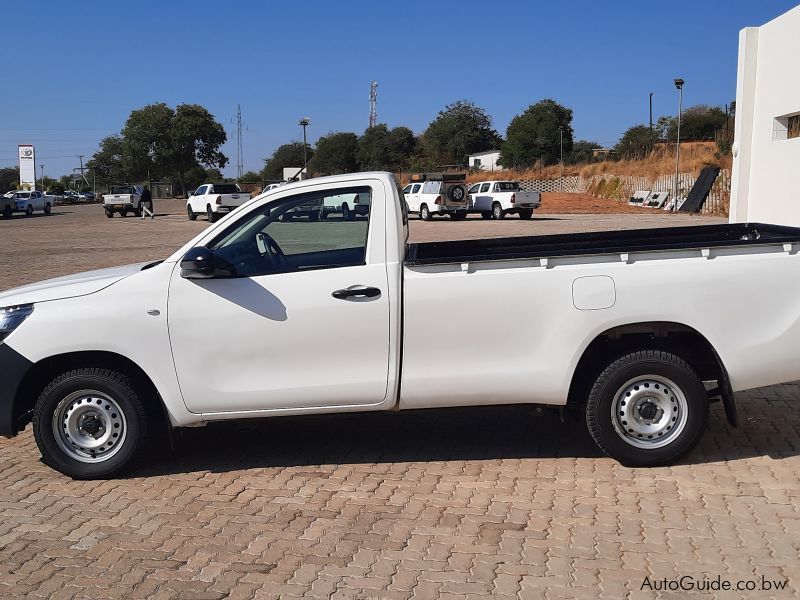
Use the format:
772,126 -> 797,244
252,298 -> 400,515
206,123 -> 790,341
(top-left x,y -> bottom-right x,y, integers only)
0,304 -> 34,342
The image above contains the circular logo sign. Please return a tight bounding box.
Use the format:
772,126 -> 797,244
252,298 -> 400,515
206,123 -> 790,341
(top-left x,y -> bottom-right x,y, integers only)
21,148 -> 33,157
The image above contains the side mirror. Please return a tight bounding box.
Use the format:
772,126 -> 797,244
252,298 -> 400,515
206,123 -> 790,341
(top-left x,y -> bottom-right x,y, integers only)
180,246 -> 216,279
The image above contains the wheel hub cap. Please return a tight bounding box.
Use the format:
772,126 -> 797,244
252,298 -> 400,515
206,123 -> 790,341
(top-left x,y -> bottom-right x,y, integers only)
52,390 -> 127,463
611,375 -> 689,449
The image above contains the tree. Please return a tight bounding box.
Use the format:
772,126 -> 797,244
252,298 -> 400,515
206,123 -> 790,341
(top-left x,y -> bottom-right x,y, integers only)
86,136 -> 126,188
658,105 -> 728,141
423,101 -> 502,166
387,126 -> 417,170
0,167 -> 19,193
310,132 -> 359,175
262,142 -> 313,180
567,140 -> 601,165
170,104 -> 228,193
499,99 -> 573,169
357,125 -> 391,170
615,125 -> 658,160
238,171 -> 262,182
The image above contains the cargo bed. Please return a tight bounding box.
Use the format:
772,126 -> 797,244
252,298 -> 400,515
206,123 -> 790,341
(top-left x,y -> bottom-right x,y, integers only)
405,223 -> 800,265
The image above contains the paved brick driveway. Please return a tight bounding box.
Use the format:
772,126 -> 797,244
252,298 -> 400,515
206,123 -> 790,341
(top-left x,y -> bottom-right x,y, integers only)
0,200 -> 797,599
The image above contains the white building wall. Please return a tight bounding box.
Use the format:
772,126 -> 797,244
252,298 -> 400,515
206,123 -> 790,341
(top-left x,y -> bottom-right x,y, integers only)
731,6 -> 800,225
468,152 -> 502,171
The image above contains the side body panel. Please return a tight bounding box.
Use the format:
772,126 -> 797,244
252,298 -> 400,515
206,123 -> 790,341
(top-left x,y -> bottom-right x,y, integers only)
400,245 -> 800,409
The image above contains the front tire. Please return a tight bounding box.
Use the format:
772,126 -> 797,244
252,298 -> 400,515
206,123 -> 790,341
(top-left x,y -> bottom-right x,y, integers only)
25,205 -> 33,217
480,211 -> 492,219
32,368 -> 148,479
585,350 -> 708,467
187,205 -> 197,221
2,205 -> 11,219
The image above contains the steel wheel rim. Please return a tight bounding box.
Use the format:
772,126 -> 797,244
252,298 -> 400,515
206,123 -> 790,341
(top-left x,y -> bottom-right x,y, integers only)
52,390 -> 127,463
611,375 -> 688,449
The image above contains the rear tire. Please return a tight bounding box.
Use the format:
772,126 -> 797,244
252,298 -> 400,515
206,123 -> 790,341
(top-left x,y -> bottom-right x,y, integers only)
420,204 -> 431,221
585,350 -> 708,467
342,204 -> 353,221
44,202 -> 52,215
105,210 -> 113,218
32,368 -> 148,479
207,205 -> 217,223
480,211 -> 492,219
492,202 -> 505,220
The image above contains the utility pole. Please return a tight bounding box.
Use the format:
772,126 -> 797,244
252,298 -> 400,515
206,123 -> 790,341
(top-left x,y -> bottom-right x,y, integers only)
673,78 -> 685,212
236,104 -> 244,179
369,81 -> 378,128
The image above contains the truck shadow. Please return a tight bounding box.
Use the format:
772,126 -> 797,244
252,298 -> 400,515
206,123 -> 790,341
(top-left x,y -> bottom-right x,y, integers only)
131,384 -> 800,477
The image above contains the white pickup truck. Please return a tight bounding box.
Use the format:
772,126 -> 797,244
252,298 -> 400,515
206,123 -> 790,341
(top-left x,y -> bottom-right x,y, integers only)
103,185 -> 147,218
9,191 -> 51,217
187,183 -> 249,222
468,180 -> 541,219
2,171 -> 800,479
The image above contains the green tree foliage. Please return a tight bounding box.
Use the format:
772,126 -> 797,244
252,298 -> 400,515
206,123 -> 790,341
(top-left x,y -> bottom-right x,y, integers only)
238,171 -> 262,182
310,132 -> 359,175
387,126 -> 417,169
0,167 -> 20,193
357,125 -> 391,170
423,101 -> 502,166
86,136 -> 126,187
615,125 -> 658,159
262,142 -> 313,180
87,103 -> 228,195
658,105 -> 728,141
500,99 -> 574,168
567,140 -> 601,165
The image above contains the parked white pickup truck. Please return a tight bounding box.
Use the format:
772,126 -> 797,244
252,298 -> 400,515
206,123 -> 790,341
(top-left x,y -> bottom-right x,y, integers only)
2,171 -> 800,478
10,191 -> 51,217
468,180 -> 541,219
187,183 -> 249,222
103,185 -> 147,218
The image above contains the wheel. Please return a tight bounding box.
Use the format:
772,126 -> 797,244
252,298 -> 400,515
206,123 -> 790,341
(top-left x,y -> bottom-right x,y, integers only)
44,202 -> 52,215
25,204 -> 33,217
320,209 -> 328,220
420,204 -> 431,221
187,205 -> 197,221
309,210 -> 318,222
492,202 -> 505,220
32,368 -> 148,479
518,209 -> 533,220
105,210 -> 114,218
121,209 -> 128,217
207,205 -> 217,223
480,211 -> 492,219
448,185 -> 465,202
341,204 -> 353,221
585,350 -> 708,467
3,205 -> 13,218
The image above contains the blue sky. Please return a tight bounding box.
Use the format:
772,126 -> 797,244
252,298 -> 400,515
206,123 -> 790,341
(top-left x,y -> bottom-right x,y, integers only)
1,0 -> 797,178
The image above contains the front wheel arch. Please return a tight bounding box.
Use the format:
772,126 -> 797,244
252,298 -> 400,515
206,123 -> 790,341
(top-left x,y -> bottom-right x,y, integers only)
14,351 -> 171,441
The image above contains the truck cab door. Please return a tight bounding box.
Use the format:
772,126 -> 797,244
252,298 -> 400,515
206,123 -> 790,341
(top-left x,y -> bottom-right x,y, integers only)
167,179 -> 391,415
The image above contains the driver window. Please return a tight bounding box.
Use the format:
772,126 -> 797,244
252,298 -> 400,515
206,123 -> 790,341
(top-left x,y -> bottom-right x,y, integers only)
208,186 -> 372,278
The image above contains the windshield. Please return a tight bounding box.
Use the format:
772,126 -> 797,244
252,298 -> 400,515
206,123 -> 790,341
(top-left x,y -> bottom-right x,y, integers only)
495,182 -> 520,191
110,186 -> 135,194
212,184 -> 240,194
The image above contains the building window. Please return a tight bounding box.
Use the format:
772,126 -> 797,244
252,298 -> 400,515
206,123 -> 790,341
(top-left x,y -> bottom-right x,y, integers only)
474,158 -> 482,167
773,112 -> 800,141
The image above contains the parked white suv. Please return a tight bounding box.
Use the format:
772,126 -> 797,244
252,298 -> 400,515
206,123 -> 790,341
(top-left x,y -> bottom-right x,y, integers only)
187,184 -> 249,222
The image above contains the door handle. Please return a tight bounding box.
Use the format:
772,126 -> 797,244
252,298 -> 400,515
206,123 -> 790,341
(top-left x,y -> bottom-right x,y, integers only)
332,286 -> 381,300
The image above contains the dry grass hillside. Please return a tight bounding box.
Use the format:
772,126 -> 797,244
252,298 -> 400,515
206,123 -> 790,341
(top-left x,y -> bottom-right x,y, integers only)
465,141 -> 731,184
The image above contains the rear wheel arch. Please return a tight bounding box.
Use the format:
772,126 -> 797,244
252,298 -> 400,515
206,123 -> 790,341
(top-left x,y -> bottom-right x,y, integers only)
14,351 -> 171,439
567,322 -> 726,408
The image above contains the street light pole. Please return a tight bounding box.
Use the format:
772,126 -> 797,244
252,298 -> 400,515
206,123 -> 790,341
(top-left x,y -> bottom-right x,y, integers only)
558,126 -> 564,190
40,164 -> 45,192
673,78 -> 684,212
299,118 -> 310,178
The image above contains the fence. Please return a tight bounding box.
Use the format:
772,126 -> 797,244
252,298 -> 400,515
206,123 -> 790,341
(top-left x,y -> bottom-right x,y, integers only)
517,169 -> 730,216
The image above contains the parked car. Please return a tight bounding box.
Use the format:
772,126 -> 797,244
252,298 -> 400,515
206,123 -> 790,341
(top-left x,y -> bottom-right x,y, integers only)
262,182 -> 285,193
2,171 -> 800,478
320,191 -> 370,219
187,183 -> 248,222
102,185 -> 148,218
403,173 -> 468,221
82,191 -> 96,202
10,191 -> 50,216
44,191 -> 64,205
468,180 -> 541,219
1,194 -> 14,218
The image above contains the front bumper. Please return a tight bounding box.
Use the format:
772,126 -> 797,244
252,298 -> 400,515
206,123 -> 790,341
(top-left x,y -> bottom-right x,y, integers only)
0,344 -> 33,437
